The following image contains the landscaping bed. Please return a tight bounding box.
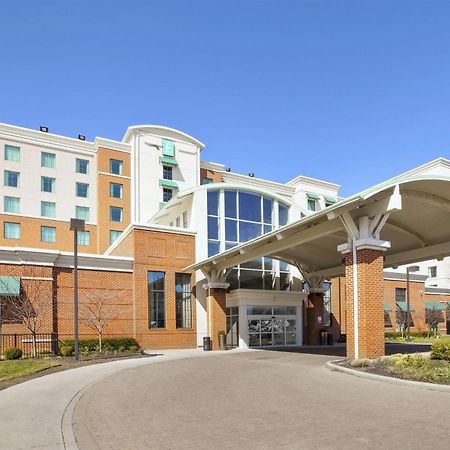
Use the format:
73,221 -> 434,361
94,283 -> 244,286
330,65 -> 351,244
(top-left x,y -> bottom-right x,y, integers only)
340,340 -> 450,385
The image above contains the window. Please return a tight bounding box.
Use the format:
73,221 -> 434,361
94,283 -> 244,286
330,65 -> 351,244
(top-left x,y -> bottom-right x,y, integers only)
428,266 -> 437,278
162,139 -> 175,157
109,159 -> 123,175
41,226 -> 56,243
176,273 -> 192,328
76,158 -> 89,174
279,203 -> 289,226
4,170 -> 19,187
163,188 -> 172,203
41,201 -> 56,218
307,199 -> 316,211
201,177 -> 213,185
41,176 -> 55,193
163,165 -> 172,180
110,230 -> 122,245
182,211 -> 188,228
4,145 -> 20,162
176,217 -> 181,227
148,271 -> 165,328
323,283 -> 331,327
110,206 -> 123,222
41,152 -> 55,168
395,288 -> 406,302
76,206 -> 90,222
4,222 -> 20,239
4,197 -> 19,214
77,230 -> 90,246
110,182 -> 123,199
76,182 -> 89,197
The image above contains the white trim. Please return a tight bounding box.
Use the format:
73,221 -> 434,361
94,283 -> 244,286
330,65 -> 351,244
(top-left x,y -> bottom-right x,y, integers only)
21,277 -> 54,281
94,137 -> 131,153
221,173 -> 295,196
122,124 -> 205,148
200,160 -> 226,172
98,171 -> 131,180
286,174 -> 341,190
0,212 -> 97,226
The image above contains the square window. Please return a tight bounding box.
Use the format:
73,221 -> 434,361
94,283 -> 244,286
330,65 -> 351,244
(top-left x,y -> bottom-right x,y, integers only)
76,158 -> 89,174
163,165 -> 173,180
110,159 -> 123,175
76,206 -> 90,221
41,201 -> 56,218
4,170 -> 19,187
163,188 -> 172,203
41,226 -> 56,243
110,230 -> 122,245
4,222 -> 20,239
41,176 -> 55,193
4,196 -> 20,214
77,230 -> 90,246
41,152 -> 56,168
109,182 -> 123,198
4,145 -> 20,162
110,206 -> 123,222
76,182 -> 89,198
428,266 -> 437,278
201,177 -> 213,185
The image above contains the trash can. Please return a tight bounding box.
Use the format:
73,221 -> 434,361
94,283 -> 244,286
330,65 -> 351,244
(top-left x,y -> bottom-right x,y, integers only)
203,336 -> 212,351
320,331 -> 328,346
327,333 -> 334,346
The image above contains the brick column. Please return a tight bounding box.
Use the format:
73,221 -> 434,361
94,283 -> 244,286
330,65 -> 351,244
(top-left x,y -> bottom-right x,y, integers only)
208,287 -> 227,350
345,248 -> 385,359
304,292 -> 325,345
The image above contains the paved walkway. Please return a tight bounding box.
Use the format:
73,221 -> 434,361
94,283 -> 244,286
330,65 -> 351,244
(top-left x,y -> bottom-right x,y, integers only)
74,350 -> 450,450
0,349 -> 224,450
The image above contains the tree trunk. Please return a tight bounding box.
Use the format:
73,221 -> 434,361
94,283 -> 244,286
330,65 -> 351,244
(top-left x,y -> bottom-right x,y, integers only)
32,332 -> 37,358
99,331 -> 102,353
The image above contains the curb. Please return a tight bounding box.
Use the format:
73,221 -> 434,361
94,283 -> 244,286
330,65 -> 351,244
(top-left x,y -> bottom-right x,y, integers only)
326,360 -> 450,393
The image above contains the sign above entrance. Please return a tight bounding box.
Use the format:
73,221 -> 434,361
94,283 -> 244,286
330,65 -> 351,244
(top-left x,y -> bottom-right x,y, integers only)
162,139 -> 175,157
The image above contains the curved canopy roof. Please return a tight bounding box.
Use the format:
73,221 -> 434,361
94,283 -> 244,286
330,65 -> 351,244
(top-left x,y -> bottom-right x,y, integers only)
185,158 -> 450,280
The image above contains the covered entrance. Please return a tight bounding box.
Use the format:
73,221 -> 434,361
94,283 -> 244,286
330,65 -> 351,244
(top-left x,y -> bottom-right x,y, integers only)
187,159 -> 450,359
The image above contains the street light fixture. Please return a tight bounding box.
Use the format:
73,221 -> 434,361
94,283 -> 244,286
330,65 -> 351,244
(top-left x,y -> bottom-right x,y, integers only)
70,218 -> 85,360
406,265 -> 420,342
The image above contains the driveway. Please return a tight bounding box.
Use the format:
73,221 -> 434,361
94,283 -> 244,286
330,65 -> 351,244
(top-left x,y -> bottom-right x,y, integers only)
74,349 -> 450,450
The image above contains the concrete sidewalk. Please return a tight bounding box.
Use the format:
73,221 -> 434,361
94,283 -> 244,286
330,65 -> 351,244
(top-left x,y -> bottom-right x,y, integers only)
0,349 -> 229,450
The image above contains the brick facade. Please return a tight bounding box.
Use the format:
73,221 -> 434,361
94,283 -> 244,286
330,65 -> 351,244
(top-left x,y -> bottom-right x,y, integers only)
304,292 -> 325,345
208,288 -> 227,350
0,227 -> 197,350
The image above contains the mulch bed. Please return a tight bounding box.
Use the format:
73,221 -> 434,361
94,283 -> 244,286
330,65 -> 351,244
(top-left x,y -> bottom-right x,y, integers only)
0,352 -> 156,391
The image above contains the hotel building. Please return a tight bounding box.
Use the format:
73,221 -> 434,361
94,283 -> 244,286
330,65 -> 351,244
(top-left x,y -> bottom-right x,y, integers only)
0,122 -> 449,350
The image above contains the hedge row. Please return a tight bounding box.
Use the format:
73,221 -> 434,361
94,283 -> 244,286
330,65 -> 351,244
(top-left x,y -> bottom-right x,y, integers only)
385,331 -> 430,339
59,337 -> 139,352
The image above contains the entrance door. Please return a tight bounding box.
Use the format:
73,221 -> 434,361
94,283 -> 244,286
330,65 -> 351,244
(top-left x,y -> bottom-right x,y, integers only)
248,316 -> 297,347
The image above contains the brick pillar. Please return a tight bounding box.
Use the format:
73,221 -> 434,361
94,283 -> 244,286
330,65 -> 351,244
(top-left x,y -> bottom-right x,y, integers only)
208,288 -> 227,350
304,292 -> 325,345
345,248 -> 385,359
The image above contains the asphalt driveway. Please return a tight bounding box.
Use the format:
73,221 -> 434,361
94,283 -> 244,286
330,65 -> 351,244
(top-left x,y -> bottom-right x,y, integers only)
73,349 -> 450,450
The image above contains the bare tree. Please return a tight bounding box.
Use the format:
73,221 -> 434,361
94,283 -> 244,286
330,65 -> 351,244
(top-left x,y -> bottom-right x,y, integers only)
1,269 -> 53,357
79,290 -> 126,352
425,308 -> 444,337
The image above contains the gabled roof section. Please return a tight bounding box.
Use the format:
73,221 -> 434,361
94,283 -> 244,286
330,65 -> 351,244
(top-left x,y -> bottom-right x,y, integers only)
122,125 -> 205,149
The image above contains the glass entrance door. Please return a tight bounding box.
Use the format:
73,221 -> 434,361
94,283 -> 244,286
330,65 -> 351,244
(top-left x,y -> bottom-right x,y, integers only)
248,316 -> 297,347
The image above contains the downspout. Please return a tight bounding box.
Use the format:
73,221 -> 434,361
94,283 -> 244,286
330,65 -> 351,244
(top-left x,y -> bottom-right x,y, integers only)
352,239 -> 359,360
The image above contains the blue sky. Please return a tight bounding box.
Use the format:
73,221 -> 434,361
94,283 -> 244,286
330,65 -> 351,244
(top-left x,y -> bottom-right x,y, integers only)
2,0 -> 450,196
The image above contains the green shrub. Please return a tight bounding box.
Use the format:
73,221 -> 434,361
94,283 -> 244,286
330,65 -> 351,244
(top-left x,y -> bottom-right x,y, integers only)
59,337 -> 140,353
431,341 -> 450,361
129,345 -> 139,352
5,347 -> 23,360
60,345 -> 74,357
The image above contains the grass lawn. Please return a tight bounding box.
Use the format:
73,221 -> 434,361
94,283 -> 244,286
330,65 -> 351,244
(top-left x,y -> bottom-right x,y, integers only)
386,335 -> 450,344
0,360 -> 61,382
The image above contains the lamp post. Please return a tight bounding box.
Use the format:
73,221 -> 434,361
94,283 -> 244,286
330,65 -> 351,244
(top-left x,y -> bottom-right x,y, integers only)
406,265 -> 420,342
70,218 -> 85,360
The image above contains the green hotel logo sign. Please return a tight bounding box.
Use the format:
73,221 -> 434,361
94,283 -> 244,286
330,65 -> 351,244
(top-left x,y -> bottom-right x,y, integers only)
162,139 -> 175,157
